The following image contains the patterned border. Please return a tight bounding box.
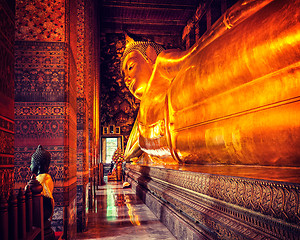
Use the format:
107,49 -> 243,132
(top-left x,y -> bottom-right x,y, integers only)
0,155 -> 14,166
15,102 -> 66,119
0,168 -> 14,198
0,115 -> 14,133
129,178 -> 216,240
15,0 -> 65,42
15,41 -> 66,103
0,116 -> 14,157
127,164 -> 300,239
128,165 -> 300,225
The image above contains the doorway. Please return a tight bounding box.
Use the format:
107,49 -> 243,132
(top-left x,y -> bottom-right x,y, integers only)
101,136 -> 123,164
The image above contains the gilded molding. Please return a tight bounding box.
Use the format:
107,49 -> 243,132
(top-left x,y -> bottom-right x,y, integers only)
126,165 -> 300,239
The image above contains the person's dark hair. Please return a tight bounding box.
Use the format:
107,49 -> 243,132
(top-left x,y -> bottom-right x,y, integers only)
31,145 -> 51,174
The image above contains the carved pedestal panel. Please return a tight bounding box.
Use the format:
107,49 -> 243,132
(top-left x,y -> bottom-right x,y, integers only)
126,164 -> 300,240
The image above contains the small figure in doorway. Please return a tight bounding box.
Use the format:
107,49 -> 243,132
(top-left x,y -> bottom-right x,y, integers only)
110,160 -> 115,173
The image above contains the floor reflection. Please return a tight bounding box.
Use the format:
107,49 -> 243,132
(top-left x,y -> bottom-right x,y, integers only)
75,182 -> 175,240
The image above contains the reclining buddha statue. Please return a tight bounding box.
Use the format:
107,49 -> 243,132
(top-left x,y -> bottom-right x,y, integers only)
121,0 -> 300,166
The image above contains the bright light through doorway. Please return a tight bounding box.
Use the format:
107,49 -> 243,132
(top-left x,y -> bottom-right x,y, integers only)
106,138 -> 118,163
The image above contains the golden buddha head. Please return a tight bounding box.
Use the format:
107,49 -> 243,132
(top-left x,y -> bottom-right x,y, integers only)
121,35 -> 164,99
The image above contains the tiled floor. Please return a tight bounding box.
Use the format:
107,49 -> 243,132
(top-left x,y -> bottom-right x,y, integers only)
75,182 -> 176,240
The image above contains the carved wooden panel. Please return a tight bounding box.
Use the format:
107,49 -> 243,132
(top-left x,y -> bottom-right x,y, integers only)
126,165 -> 300,239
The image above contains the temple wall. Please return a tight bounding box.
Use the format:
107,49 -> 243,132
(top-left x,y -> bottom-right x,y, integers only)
14,40 -> 70,233
0,0 -> 15,198
100,34 -> 139,146
14,0 -> 100,238
76,0 -> 100,233
14,0 -> 77,236
76,0 -> 88,233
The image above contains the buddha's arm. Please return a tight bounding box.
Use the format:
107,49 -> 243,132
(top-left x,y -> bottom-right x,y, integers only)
155,49 -> 193,81
124,118 -> 143,161
124,139 -> 143,160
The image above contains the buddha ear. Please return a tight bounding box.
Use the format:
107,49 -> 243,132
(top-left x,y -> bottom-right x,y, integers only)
146,45 -> 157,64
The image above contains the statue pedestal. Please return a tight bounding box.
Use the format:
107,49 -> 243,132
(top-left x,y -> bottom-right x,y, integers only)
125,164 -> 300,239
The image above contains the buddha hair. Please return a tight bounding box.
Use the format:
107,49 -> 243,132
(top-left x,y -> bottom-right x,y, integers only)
31,145 -> 51,174
120,39 -> 165,75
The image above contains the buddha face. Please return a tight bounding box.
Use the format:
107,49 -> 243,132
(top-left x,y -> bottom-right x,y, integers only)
122,50 -> 153,99
30,158 -> 39,175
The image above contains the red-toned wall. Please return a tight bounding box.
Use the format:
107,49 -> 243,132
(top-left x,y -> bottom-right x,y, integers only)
76,0 -> 100,233
14,0 -> 100,238
0,0 -> 15,198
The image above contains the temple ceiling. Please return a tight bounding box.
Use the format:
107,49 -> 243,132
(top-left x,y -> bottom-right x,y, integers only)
98,0 -> 201,45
